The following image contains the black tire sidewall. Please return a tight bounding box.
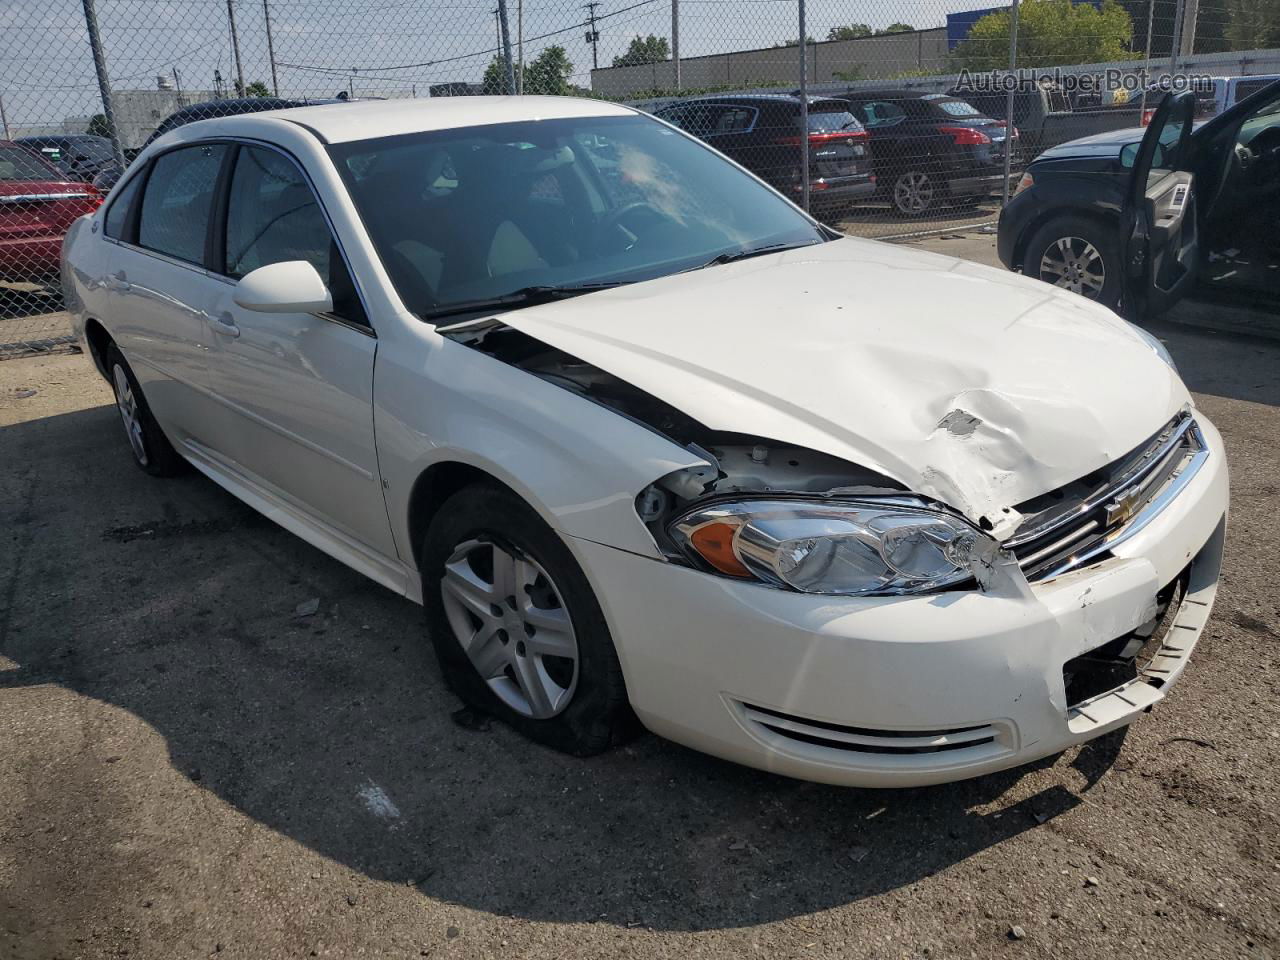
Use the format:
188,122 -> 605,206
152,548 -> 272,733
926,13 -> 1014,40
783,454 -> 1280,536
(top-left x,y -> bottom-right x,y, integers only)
1024,215 -> 1122,310
105,344 -> 184,476
420,483 -> 632,756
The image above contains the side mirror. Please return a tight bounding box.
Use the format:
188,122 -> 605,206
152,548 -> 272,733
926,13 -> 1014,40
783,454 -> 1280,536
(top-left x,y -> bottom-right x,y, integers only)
233,260 -> 333,314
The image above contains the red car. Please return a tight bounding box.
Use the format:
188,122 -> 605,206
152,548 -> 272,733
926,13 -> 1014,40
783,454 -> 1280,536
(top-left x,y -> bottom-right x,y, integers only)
0,140 -> 103,283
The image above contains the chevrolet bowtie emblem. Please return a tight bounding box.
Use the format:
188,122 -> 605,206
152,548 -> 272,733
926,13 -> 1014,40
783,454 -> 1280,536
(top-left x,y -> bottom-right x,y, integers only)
1104,485 -> 1145,527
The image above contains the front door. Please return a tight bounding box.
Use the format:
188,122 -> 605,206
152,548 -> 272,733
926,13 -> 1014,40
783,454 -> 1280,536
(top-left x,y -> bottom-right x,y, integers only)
199,144 -> 396,560
1120,91 -> 1198,321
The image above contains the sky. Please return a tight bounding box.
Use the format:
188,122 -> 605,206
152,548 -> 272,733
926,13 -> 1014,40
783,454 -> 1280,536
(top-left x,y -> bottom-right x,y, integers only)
0,0 -> 1004,128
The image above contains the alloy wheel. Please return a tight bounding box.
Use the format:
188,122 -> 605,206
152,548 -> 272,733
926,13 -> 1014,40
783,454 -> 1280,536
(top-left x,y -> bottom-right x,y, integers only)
893,172 -> 934,215
1038,236 -> 1106,298
112,363 -> 148,466
439,538 -> 579,719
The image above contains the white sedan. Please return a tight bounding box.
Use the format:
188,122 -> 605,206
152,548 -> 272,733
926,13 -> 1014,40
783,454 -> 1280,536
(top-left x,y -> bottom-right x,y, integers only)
62,97 -> 1227,787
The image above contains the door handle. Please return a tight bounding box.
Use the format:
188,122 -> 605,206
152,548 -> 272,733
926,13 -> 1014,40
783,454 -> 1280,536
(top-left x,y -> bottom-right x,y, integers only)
104,270 -> 130,292
204,310 -> 240,338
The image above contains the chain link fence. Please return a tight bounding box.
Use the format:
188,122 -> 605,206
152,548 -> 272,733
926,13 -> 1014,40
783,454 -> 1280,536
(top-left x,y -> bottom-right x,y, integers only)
2,0 -> 1278,357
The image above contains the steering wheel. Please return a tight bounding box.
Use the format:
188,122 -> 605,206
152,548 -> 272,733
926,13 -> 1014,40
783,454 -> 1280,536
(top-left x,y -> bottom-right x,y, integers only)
598,201 -> 667,251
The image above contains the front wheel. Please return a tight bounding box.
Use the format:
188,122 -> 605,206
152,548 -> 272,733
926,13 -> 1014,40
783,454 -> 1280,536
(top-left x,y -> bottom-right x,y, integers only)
1024,215 -> 1121,310
420,482 -> 635,755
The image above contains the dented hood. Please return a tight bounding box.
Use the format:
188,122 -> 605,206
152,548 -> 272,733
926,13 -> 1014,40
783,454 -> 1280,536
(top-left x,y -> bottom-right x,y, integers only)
499,237 -> 1190,538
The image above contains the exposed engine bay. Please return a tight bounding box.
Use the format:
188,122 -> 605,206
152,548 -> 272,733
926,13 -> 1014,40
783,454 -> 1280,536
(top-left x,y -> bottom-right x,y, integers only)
444,322 -> 908,551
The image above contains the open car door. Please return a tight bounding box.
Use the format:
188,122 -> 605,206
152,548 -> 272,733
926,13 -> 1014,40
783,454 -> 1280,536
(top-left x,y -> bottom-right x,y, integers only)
1120,90 -> 1197,321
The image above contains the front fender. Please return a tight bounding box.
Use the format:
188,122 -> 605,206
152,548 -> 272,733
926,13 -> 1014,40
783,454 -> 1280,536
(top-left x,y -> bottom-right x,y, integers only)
374,334 -> 708,567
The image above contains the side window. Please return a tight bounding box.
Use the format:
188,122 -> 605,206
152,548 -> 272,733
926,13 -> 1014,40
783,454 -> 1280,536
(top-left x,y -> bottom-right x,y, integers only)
224,146 -> 367,327
104,172 -> 143,240
137,143 -> 226,264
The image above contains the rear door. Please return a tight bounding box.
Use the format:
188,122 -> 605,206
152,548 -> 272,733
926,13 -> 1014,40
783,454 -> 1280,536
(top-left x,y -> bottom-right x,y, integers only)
1120,91 -> 1198,320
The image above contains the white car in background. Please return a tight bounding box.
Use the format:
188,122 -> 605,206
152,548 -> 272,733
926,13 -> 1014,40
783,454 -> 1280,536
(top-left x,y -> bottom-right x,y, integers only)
62,97 -> 1227,787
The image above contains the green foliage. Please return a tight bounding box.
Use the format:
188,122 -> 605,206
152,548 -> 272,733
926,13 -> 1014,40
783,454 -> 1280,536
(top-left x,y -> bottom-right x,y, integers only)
86,113 -> 112,138
832,65 -> 868,81
612,34 -> 670,67
880,22 -> 915,34
774,34 -> 818,47
525,45 -> 575,96
950,0 -> 1132,69
481,55 -> 510,94
828,24 -> 872,40
1225,0 -> 1280,48
244,80 -> 272,97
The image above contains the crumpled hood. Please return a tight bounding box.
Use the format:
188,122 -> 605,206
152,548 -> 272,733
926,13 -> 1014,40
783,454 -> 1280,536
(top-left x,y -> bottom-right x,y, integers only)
501,236 -> 1190,538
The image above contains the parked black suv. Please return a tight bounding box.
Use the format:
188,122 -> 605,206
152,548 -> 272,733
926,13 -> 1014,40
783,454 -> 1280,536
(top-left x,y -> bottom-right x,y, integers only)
998,80 -> 1280,318
828,90 -> 1019,217
654,95 -> 876,215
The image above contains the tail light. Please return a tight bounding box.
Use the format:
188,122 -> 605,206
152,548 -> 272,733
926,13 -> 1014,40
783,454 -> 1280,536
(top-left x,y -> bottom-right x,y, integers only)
939,125 -> 991,146
1141,108 -> 1155,126
83,184 -> 105,210
1014,172 -> 1034,195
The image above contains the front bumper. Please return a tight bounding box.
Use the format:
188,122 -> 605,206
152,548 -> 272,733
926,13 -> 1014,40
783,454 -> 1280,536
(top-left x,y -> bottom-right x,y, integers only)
572,413 -> 1228,788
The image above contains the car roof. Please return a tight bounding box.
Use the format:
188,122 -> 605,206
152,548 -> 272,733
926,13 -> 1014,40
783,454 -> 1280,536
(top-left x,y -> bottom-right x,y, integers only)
677,93 -> 841,106
179,96 -> 637,145
837,89 -> 935,100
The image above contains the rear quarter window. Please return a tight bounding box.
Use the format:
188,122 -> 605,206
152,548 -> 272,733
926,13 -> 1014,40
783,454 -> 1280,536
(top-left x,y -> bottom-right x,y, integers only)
0,145 -> 62,181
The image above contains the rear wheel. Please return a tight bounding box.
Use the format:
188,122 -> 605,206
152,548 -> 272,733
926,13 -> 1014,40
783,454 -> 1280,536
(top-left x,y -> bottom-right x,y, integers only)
1024,215 -> 1121,310
106,344 -> 186,476
891,170 -> 938,217
420,482 -> 635,755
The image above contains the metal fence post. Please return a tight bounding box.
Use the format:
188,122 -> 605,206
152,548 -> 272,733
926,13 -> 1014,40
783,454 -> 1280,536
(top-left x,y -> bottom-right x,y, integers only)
1000,0 -> 1021,209
263,0 -> 280,96
798,0 -> 809,213
80,0 -> 126,169
672,0 -> 681,92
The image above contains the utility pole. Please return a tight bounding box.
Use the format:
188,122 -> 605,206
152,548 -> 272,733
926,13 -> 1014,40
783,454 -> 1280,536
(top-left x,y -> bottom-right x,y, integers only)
263,0 -> 280,96
1169,0 -> 1186,71
0,93 -> 10,140
173,66 -> 185,108
80,0 -> 126,168
1179,0 -> 1199,58
1139,0 -> 1155,119
672,0 -> 680,91
798,0 -> 808,213
226,0 -> 246,95
584,2 -> 600,71
1000,0 -> 1020,208
517,0 -> 524,93
497,0 -> 516,94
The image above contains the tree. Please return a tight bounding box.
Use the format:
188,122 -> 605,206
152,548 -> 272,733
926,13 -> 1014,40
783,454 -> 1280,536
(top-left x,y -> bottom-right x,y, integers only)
950,0 -> 1132,69
86,113 -> 112,138
481,54 -> 511,94
1226,0 -> 1280,49
612,34 -> 670,67
827,24 -> 872,40
878,22 -> 915,34
244,80 -> 272,97
525,45 -> 574,96
773,34 -> 818,47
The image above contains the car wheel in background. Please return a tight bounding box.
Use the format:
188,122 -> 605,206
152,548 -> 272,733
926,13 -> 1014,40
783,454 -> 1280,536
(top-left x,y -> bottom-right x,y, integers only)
420,482 -> 635,756
891,170 -> 938,217
105,343 -> 187,476
1024,215 -> 1121,310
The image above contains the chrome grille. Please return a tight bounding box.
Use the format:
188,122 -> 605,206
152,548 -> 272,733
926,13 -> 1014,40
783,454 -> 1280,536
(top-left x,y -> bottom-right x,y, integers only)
1007,414 -> 1206,582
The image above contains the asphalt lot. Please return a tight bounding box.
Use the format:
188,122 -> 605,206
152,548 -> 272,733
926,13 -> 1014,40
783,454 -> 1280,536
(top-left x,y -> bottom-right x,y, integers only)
2,233 -> 1279,960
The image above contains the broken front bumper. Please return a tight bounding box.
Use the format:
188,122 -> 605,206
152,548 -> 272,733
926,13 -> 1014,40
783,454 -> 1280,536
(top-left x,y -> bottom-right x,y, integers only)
570,412 -> 1228,788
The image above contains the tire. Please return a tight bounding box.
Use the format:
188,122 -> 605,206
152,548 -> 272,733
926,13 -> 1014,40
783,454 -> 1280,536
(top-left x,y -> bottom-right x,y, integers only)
1023,215 -> 1122,310
105,344 -> 186,476
890,169 -> 939,217
420,482 -> 635,756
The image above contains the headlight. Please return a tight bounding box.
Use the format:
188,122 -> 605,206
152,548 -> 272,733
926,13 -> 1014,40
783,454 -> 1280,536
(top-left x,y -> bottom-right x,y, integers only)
1128,324 -> 1178,374
669,499 -> 994,596
1014,172 -> 1033,195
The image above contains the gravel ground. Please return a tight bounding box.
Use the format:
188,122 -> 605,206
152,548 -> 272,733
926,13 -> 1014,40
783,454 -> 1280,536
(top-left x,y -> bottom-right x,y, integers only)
1,237 -> 1278,960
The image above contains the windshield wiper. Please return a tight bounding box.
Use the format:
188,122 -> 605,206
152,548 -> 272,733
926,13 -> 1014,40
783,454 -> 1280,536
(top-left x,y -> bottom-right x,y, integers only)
423,282 -> 629,321
689,241 -> 822,272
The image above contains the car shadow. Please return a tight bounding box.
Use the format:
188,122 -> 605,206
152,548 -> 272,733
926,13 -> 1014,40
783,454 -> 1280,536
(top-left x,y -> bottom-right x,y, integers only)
1,402 -> 1124,932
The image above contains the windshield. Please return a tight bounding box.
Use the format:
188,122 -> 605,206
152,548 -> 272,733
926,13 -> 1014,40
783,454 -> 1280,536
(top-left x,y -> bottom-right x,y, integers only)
933,98 -> 984,118
328,113 -> 826,318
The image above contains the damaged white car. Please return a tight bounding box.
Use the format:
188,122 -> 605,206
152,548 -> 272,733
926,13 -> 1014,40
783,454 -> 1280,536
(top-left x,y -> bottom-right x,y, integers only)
63,97 -> 1227,787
